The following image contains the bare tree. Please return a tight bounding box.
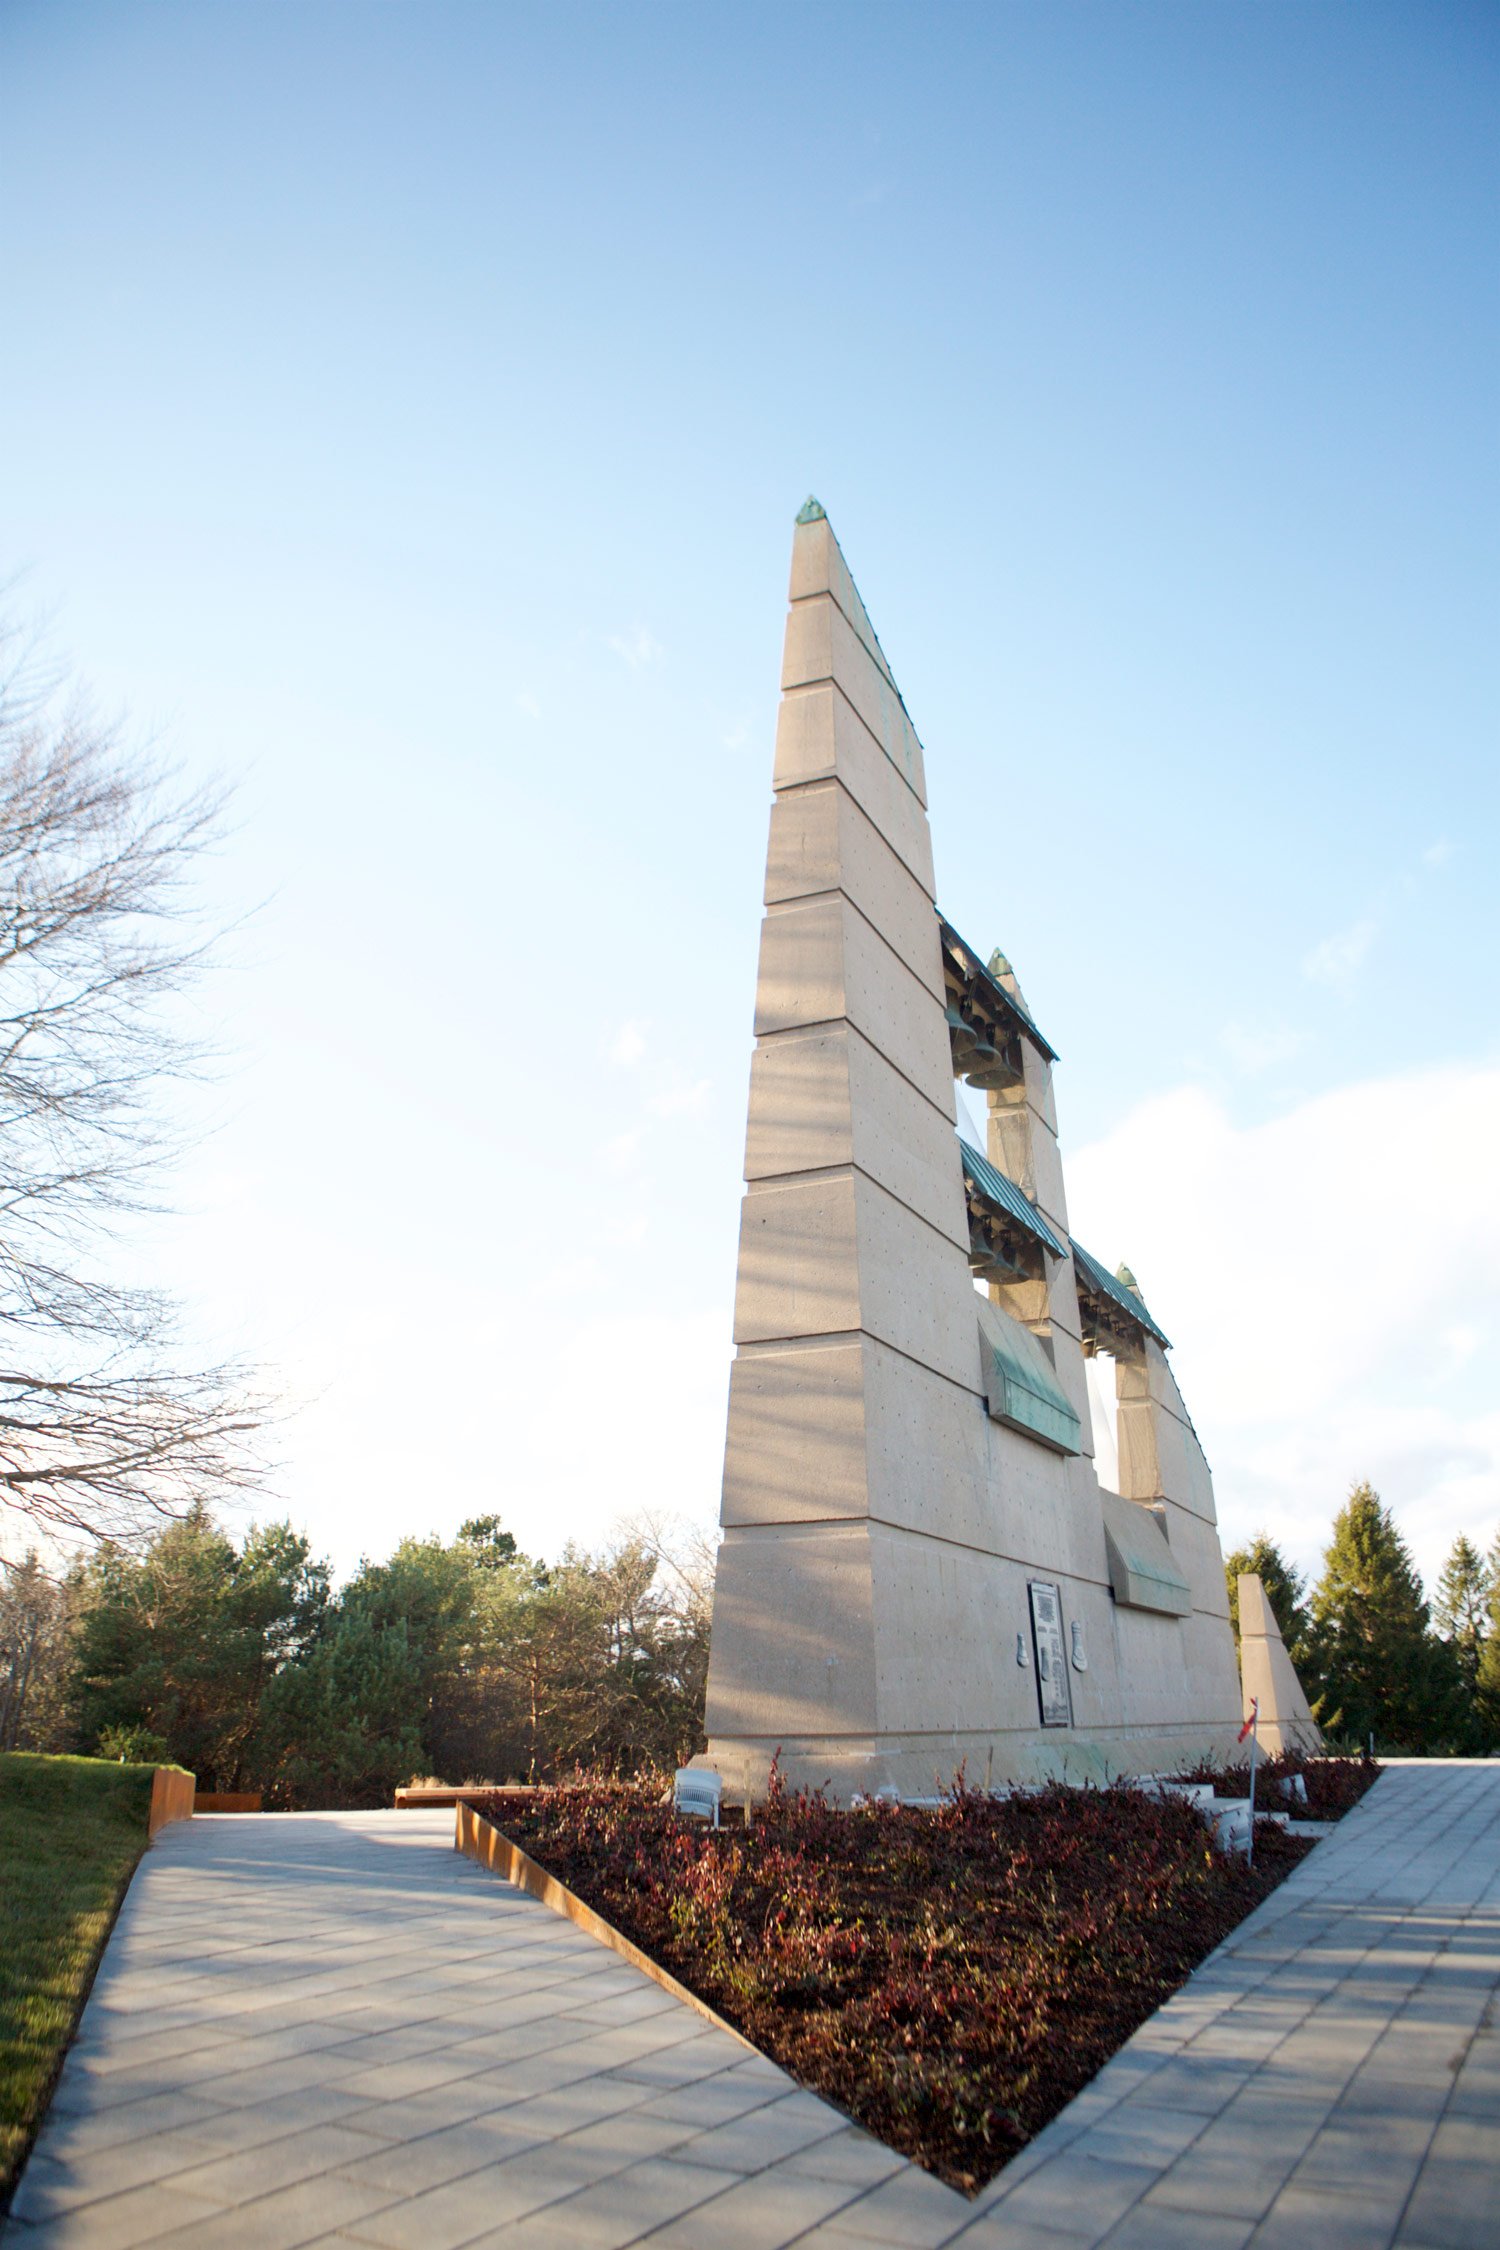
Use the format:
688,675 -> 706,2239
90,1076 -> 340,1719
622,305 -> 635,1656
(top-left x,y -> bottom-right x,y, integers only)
0,1550 -> 75,1749
0,621 -> 264,1544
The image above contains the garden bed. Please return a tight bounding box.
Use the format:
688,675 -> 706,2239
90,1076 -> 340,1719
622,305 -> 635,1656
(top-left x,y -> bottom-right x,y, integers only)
479,1774 -> 1314,2192
1170,1750 -> 1380,1822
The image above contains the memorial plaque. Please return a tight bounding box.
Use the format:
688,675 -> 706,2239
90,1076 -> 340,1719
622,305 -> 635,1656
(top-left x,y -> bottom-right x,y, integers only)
1028,1580 -> 1073,1727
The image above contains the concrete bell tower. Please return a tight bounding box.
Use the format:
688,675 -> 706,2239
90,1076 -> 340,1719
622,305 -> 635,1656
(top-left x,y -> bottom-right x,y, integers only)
703,503 -> 1243,1800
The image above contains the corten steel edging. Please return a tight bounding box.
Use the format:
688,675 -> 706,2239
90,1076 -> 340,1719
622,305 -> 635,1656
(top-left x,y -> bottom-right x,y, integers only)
396,1786 -> 538,1809
148,1767 -> 195,1836
454,1804 -> 756,2053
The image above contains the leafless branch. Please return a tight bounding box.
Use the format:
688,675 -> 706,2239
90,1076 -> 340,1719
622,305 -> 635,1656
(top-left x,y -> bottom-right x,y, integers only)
0,617 -> 269,1544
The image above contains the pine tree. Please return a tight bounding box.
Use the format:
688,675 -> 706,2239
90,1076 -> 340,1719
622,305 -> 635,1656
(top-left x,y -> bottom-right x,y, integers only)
1477,1529 -> 1500,1733
70,1506 -> 328,1790
1432,1535 -> 1492,1698
1224,1533 -> 1309,1652
1302,1483 -> 1458,1752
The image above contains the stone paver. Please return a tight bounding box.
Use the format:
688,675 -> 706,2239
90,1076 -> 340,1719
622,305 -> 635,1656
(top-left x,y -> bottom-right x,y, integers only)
965,1760 -> 1500,2249
7,1764 -> 1500,2247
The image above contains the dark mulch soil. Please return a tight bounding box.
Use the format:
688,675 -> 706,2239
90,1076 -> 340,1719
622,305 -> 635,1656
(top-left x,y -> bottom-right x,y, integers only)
1171,1751 -> 1381,1822
479,1775 -> 1314,2193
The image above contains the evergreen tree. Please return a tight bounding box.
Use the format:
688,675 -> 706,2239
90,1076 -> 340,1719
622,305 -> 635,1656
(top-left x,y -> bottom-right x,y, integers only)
255,1608 -> 424,1807
1224,1533 -> 1308,1652
1477,1528 -> 1500,1732
458,1515 -> 518,1568
1432,1535 -> 1492,1699
1302,1484 -> 1463,1752
338,1536 -> 481,1772
71,1506 -> 328,1788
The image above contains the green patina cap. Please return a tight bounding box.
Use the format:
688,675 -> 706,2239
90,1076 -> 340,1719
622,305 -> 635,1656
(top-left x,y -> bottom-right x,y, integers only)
988,948 -> 1014,980
795,495 -> 827,524
1115,1263 -> 1140,1294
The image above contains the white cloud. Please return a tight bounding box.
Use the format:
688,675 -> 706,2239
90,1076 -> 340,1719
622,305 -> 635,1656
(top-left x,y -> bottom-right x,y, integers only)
514,691 -> 541,719
1301,916 -> 1378,990
608,1020 -> 648,1067
649,1076 -> 712,1120
600,1129 -> 643,1175
1066,1062 -> 1500,1594
604,1210 -> 650,1248
606,627 -> 664,670
1422,839 -> 1452,868
1442,1324 -> 1482,1368
1217,1020 -> 1307,1076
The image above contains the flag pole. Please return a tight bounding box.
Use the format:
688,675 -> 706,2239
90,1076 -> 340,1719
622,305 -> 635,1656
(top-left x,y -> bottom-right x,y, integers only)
1238,1695 -> 1260,1866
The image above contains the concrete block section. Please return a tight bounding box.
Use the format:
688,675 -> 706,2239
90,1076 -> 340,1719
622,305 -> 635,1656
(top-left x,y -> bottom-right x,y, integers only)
732,1169 -> 980,1392
719,1334 -> 1138,1593
766,780 -> 944,999
1116,1339 -> 1196,1427
732,1171 -> 861,1343
1117,1382 -> 1219,1525
754,893 -> 953,1105
869,1533 -> 1056,1742
986,1090 -> 1068,1224
721,1340 -> 872,1527
781,592 -> 927,805
774,684 -> 935,895
788,512 -> 900,699
703,1521 -> 879,1743
745,1024 -> 966,1248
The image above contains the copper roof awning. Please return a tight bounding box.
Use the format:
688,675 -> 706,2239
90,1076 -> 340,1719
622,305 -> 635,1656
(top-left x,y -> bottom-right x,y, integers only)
1070,1237 -> 1171,1350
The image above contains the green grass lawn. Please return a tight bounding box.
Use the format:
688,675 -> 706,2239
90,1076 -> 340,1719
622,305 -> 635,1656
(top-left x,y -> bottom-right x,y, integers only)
0,1753 -> 162,2204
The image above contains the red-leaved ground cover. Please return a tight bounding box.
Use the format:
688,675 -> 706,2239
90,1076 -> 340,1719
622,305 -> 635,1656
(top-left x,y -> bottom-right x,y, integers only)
479,1774 -> 1315,2192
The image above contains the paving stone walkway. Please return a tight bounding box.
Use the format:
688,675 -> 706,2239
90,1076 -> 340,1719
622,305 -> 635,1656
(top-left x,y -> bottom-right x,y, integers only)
966,1759 -> 1500,2250
7,1763 -> 1499,2248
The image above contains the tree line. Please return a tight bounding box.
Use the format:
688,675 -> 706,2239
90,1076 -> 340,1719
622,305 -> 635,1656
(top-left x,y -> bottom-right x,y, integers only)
0,1509 -> 712,1804
1227,1481 -> 1500,1755
6,1476 -> 1494,1800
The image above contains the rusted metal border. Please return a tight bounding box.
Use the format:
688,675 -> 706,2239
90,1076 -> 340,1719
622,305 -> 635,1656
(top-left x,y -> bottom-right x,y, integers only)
454,1803 -> 755,2052
148,1767 -> 195,1836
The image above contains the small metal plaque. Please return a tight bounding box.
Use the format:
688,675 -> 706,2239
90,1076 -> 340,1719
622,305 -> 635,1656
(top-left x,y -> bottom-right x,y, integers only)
1028,1580 -> 1073,1727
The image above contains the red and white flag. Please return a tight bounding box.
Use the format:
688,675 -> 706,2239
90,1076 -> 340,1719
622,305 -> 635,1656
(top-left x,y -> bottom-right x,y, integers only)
1237,1697 -> 1259,1745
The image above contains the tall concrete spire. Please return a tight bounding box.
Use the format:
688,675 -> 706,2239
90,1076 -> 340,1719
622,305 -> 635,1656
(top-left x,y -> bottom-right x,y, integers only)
1238,1575 -> 1322,1756
702,507 -> 1242,1800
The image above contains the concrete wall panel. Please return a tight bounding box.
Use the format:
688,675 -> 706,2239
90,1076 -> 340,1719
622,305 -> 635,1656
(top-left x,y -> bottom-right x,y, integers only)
720,1341 -> 870,1527
853,1171 -> 986,1389
1160,1504 -> 1235,1621
754,895 -> 953,1103
765,781 -> 944,999
733,1171 -> 861,1345
704,1522 -> 878,1739
773,686 -> 935,894
789,515 -> 900,706
781,593 -> 927,803
745,1026 -> 965,1248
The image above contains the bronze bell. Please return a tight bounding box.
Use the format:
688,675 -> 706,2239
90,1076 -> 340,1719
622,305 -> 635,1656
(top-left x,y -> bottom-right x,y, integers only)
965,1022 -> 1024,1090
946,1001 -> 981,1075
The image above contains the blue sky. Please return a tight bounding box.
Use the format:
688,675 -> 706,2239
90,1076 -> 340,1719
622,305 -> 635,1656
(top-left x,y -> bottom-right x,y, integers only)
2,1 -> 1495,1589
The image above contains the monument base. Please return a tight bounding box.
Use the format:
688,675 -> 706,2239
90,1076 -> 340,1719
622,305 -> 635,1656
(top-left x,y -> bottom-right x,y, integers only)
702,1719 -> 1245,1806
